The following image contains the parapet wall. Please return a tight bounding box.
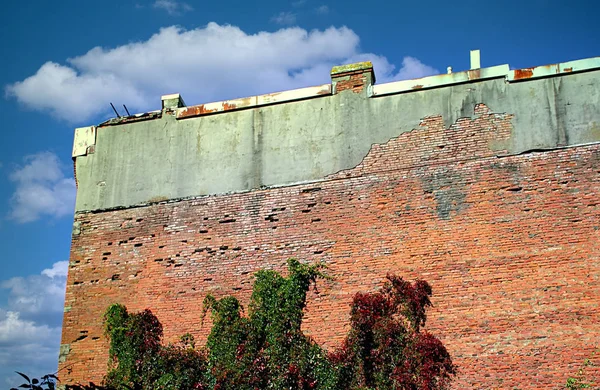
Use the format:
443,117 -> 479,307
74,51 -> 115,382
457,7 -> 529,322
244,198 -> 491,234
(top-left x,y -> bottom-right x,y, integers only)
72,57 -> 600,212
62,56 -> 600,388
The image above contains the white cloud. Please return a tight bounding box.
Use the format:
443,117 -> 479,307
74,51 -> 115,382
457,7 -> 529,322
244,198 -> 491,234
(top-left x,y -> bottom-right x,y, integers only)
42,261 -> 69,279
315,5 -> 329,14
271,11 -> 297,25
0,310 -> 62,388
0,262 -> 67,387
8,152 -> 76,223
153,0 -> 193,15
393,56 -> 438,81
1,261 -> 68,321
5,23 -> 438,124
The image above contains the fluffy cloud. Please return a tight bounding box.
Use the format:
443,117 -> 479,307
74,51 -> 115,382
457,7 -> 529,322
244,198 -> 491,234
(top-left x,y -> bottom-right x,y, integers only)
5,23 -> 438,123
0,261 -> 68,387
1,261 -> 68,323
8,152 -> 76,223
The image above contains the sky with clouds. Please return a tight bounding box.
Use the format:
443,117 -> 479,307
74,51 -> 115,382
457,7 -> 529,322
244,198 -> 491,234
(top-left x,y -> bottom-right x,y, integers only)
0,0 -> 598,386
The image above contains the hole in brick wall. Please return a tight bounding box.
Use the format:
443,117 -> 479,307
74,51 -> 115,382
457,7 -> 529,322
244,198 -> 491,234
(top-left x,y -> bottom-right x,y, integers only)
204,217 -> 209,220
136,218 -> 143,222
159,245 -> 165,248
75,334 -> 88,342
265,214 -> 279,222
102,257 -> 108,261
92,337 -> 100,341
199,229 -> 209,233
301,209 -> 311,213
75,260 -> 80,264
314,250 -> 323,254
194,248 -> 205,253
272,226 -> 277,229
134,243 -> 143,247
174,263 -> 183,267
219,218 -> 236,224
507,186 -> 523,192
154,258 -> 163,262
129,237 -> 135,241
103,252 -> 111,256
272,207 -> 286,212
220,245 -> 228,250
167,259 -> 175,264
119,240 -> 128,245
437,145 -> 445,149
233,287 -> 242,291
181,240 -> 188,243
176,254 -> 180,257
301,187 -> 321,193
241,271 -> 249,275
255,247 -> 260,250
307,203 -> 317,208
311,218 -> 321,222
233,246 -> 241,251
324,201 -> 331,204
111,274 -> 120,281
107,242 -> 113,246
192,287 -> 196,291
91,279 -> 99,284
204,278 -> 212,281
151,234 -> 155,237
74,281 -> 83,285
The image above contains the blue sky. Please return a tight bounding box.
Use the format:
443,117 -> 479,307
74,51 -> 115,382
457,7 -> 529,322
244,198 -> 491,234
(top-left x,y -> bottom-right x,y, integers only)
0,0 -> 597,386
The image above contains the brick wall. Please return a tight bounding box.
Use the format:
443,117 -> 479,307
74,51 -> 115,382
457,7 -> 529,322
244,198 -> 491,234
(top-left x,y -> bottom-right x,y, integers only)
61,104 -> 600,388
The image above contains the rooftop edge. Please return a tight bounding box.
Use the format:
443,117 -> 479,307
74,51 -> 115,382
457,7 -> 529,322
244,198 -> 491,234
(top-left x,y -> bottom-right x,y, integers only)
89,54 -> 600,132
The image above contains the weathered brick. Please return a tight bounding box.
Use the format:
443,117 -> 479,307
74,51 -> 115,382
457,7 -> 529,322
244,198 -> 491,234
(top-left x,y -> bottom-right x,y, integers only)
60,106 -> 600,388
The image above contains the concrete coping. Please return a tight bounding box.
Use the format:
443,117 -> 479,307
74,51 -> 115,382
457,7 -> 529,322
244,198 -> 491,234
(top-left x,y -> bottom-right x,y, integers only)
331,61 -> 374,76
162,93 -> 186,109
371,64 -> 511,96
94,56 -> 600,124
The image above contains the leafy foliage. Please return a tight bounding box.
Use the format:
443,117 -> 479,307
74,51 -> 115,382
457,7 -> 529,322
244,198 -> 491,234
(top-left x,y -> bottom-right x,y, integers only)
103,305 -> 208,389
10,372 -> 57,390
329,276 -> 455,389
201,259 -> 335,390
9,260 -> 457,390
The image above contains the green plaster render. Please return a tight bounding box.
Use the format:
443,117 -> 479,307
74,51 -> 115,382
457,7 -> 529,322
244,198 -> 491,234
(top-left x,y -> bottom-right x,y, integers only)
74,69 -> 600,212
330,61 -> 373,76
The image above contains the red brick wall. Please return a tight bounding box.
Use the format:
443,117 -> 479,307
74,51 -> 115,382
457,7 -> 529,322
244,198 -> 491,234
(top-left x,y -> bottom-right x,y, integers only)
61,104 -> 600,388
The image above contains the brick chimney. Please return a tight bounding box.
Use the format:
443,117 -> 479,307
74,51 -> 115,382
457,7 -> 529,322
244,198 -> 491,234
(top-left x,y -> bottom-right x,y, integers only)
330,61 -> 375,95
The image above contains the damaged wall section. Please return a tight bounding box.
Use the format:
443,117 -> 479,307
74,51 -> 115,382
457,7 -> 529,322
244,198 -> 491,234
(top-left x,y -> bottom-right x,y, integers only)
72,59 -> 600,212
62,57 -> 600,389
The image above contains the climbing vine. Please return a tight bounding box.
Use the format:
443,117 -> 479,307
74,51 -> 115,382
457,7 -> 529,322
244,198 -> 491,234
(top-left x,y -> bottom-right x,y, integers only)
97,259 -> 455,390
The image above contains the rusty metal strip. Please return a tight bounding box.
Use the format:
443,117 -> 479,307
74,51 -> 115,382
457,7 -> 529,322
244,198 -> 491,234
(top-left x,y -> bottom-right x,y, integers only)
176,83 -> 331,119
507,57 -> 600,82
371,65 -> 510,97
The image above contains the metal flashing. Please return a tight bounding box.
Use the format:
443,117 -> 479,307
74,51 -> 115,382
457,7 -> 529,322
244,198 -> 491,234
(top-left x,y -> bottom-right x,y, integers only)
176,83 -> 331,119
372,64 -> 510,97
507,57 -> 600,82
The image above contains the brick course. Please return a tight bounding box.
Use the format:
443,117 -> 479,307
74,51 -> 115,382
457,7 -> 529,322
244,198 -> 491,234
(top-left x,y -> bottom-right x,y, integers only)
61,104 -> 600,388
